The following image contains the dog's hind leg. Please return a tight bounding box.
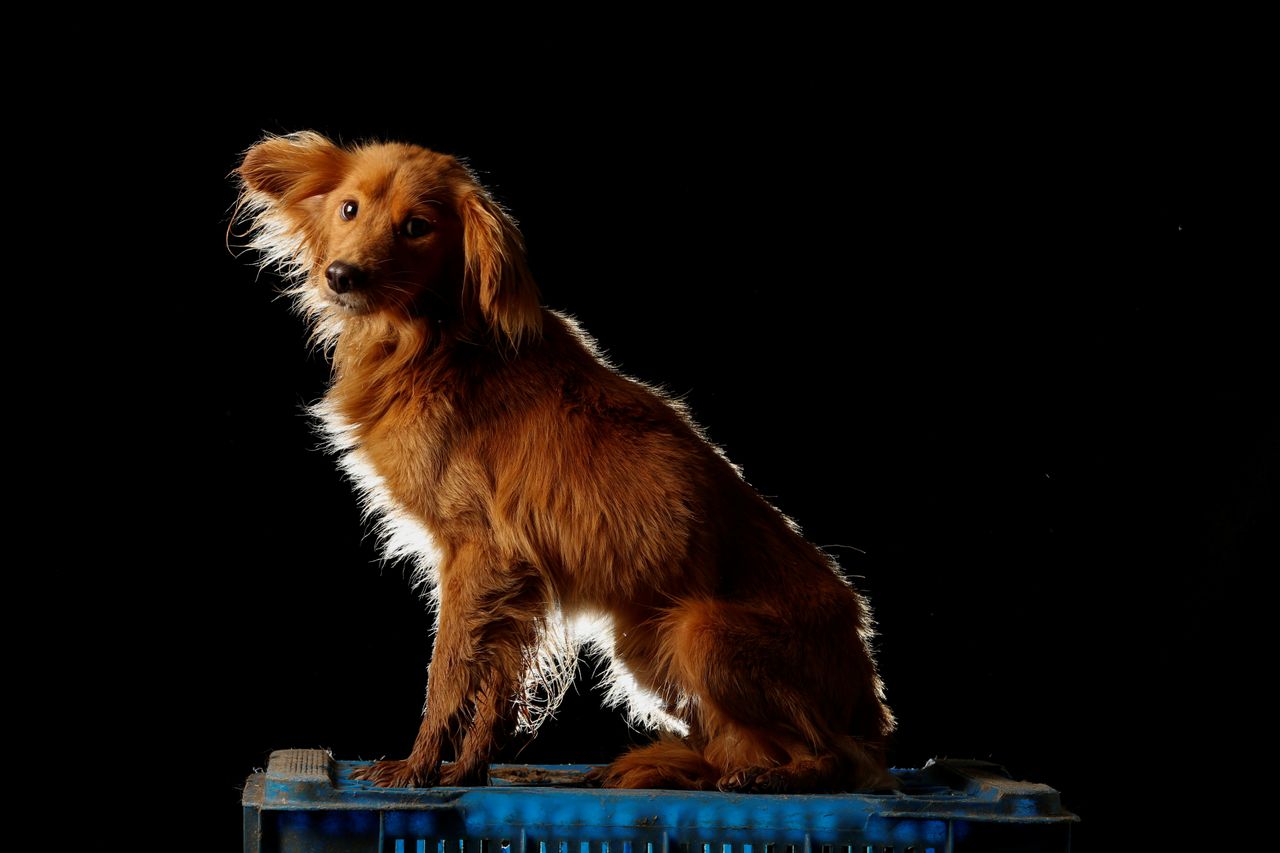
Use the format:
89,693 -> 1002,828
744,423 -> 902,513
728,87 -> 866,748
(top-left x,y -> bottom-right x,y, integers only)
593,737 -> 719,790
667,598 -> 894,793
714,735 -> 896,793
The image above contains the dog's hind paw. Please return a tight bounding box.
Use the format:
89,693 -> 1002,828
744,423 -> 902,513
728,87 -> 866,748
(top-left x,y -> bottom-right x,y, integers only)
716,766 -> 770,793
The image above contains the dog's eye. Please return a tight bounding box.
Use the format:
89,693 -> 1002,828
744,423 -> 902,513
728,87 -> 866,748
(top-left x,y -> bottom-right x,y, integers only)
340,200 -> 359,221
404,218 -> 434,238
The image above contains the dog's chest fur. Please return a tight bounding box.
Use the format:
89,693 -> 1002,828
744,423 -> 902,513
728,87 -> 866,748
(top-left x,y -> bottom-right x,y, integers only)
312,348 -> 479,583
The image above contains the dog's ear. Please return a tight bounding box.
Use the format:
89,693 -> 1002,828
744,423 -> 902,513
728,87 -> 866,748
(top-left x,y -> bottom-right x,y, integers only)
460,189 -> 542,347
238,132 -> 348,203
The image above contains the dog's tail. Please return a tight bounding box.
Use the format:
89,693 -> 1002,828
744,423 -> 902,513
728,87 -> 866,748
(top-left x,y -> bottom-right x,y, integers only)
592,737 -> 719,790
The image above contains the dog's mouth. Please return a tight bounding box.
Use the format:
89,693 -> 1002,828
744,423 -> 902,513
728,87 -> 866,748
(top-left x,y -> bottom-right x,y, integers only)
324,290 -> 375,315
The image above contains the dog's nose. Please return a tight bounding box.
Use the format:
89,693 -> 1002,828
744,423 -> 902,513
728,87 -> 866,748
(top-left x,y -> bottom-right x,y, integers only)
325,261 -> 367,294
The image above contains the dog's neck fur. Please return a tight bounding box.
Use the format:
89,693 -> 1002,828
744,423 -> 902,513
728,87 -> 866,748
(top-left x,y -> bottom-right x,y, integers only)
329,313 -> 448,429
324,308 -> 540,441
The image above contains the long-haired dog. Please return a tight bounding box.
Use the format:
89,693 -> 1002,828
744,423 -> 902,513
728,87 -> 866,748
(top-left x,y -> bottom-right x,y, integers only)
234,132 -> 895,792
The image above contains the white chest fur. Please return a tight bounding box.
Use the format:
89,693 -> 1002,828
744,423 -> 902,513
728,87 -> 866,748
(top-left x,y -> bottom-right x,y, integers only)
311,397 -> 443,595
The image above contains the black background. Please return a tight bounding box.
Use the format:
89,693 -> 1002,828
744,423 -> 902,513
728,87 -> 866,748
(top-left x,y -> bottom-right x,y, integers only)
99,58 -> 1269,850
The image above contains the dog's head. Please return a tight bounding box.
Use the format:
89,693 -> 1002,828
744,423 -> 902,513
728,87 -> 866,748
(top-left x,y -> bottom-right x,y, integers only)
236,132 -> 541,346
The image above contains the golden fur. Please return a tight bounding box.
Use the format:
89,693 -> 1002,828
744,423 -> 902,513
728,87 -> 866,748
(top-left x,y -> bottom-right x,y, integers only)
235,132 -> 895,792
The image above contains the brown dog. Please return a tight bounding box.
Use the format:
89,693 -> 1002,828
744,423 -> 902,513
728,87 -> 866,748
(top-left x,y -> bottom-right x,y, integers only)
235,132 -> 895,792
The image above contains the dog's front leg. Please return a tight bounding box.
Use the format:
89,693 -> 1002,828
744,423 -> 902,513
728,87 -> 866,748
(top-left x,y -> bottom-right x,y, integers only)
353,545 -> 539,788
436,669 -> 513,786
438,559 -> 548,785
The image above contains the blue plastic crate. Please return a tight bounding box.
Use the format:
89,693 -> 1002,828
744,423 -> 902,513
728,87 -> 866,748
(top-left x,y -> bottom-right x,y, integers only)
243,749 -> 1077,853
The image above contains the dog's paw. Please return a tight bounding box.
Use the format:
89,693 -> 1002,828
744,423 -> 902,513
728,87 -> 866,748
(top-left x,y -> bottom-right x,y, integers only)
743,767 -> 790,793
718,766 -> 797,793
716,766 -> 769,793
350,757 -> 438,788
438,761 -> 489,787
